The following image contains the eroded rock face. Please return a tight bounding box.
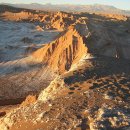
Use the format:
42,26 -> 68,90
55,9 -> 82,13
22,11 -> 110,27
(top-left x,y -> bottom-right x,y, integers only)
1,6 -> 130,61
0,5 -> 130,130
0,8 -> 78,31
32,22 -> 88,73
31,12 -> 130,74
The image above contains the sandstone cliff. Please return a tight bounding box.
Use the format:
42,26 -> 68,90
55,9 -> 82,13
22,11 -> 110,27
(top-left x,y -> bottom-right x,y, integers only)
32,22 -> 88,73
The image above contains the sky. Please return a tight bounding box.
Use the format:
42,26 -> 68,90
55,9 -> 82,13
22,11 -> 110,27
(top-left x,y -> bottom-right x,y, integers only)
0,0 -> 130,10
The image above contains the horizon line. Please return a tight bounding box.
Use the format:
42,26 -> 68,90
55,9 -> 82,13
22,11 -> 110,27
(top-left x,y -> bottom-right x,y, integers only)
0,2 -> 130,11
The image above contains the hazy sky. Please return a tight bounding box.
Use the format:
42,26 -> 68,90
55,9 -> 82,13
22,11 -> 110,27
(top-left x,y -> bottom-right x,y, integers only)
0,0 -> 130,10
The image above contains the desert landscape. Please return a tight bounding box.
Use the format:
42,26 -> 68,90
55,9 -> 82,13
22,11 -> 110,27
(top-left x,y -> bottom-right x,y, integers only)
0,3 -> 130,130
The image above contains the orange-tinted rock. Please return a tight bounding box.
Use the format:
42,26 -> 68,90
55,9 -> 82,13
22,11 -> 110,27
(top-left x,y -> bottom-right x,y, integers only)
32,23 -> 88,73
20,95 -> 37,107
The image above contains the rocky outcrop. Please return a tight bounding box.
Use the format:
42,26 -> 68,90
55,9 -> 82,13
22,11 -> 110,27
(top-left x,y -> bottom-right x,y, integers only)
38,77 -> 66,101
0,8 -> 78,31
0,6 -> 130,130
40,11 -> 80,30
32,22 -> 88,73
50,12 -> 76,30
31,11 -> 130,73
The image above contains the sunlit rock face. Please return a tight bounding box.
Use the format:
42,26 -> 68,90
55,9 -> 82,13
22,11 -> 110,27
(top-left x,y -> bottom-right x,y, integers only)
32,22 -> 89,73
0,5 -> 130,130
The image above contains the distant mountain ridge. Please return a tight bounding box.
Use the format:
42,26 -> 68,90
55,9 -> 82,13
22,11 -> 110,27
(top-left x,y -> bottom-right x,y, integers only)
1,3 -> 130,16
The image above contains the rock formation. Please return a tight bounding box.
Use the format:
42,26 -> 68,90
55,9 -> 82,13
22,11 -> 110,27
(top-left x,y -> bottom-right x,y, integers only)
32,22 -> 88,73
0,5 -> 130,130
0,6 -> 78,31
